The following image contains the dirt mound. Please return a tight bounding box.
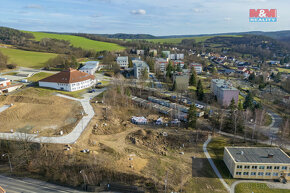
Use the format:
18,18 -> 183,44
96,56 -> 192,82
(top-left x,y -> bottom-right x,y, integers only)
128,129 -> 207,156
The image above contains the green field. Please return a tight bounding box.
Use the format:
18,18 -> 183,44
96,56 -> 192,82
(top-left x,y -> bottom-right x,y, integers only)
27,72 -> 55,82
24,31 -> 125,52
277,67 -> 290,74
0,47 -> 57,69
235,183 -> 290,193
145,35 -> 242,44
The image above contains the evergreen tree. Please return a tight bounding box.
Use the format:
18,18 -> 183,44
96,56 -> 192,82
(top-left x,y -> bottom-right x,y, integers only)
189,68 -> 197,86
176,64 -> 182,72
238,100 -> 243,110
166,61 -> 173,79
196,80 -> 204,101
243,92 -> 254,110
172,80 -> 177,91
229,98 -> 237,112
128,59 -> 133,68
188,104 -> 197,129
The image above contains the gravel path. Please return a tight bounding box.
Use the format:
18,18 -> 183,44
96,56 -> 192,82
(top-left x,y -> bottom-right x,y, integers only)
0,88 -> 106,144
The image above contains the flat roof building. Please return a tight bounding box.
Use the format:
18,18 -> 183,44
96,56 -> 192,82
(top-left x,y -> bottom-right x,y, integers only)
224,147 -> 290,180
116,56 -> 129,68
79,61 -> 99,75
211,79 -> 239,107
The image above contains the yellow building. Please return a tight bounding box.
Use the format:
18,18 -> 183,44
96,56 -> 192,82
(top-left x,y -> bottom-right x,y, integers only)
223,147 -> 290,181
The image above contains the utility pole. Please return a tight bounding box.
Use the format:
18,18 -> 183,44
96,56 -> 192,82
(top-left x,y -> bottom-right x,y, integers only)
164,171 -> 168,193
2,153 -> 12,173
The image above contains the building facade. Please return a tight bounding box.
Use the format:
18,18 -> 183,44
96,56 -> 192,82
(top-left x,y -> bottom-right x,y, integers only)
79,61 -> 99,75
190,63 -> 203,74
211,79 -> 239,106
116,56 -> 129,68
155,58 -> 168,74
224,147 -> 290,181
132,59 -> 149,79
39,68 -> 96,92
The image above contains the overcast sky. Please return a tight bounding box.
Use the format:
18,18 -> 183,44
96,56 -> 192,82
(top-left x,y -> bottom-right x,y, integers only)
0,0 -> 289,36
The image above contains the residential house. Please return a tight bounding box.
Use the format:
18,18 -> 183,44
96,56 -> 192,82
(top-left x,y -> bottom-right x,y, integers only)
136,50 -> 145,56
149,49 -> 158,57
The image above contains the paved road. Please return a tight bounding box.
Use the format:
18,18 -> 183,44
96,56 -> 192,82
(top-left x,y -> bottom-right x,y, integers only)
0,175 -> 85,193
0,105 -> 10,113
203,135 -> 231,192
0,88 -> 106,144
230,180 -> 290,193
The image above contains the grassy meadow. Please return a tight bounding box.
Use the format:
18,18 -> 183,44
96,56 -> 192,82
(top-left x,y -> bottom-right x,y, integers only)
24,31 -> 125,52
0,47 -> 57,69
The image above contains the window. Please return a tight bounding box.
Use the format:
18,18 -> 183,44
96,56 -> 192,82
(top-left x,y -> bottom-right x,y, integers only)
274,166 -> 280,170
237,165 -> 242,169
266,166 -> 272,170
273,173 -> 278,176
236,172 -> 242,175
244,166 -> 250,169
265,172 -> 271,176
252,166 -> 257,169
258,172 -> 264,176
259,166 -> 265,169
243,172 -> 249,175
251,172 -> 256,176
282,166 -> 287,170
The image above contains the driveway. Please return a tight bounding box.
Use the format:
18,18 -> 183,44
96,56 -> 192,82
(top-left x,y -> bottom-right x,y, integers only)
0,88 -> 106,144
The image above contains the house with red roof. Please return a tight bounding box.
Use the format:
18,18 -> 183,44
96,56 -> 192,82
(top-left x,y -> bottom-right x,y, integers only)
39,68 -> 96,92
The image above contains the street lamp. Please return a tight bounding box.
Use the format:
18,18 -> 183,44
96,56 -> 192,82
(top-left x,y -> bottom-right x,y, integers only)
2,153 -> 12,173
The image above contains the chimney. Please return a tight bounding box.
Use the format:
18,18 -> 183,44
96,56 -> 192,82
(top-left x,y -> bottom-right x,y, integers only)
268,153 -> 274,158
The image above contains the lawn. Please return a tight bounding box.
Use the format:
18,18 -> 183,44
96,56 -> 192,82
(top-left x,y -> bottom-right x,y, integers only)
207,136 -> 236,186
25,31 -> 125,52
34,86 -> 89,99
145,35 -> 242,44
27,72 -> 55,82
277,67 -> 290,74
235,183 -> 290,193
0,47 -> 57,69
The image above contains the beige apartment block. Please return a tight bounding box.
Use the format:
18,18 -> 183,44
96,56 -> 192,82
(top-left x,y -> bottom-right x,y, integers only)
224,147 -> 290,181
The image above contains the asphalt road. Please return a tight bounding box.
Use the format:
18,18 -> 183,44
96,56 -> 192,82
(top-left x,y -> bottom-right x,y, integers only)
0,175 -> 85,193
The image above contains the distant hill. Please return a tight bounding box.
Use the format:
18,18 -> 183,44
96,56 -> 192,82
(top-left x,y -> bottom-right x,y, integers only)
92,30 -> 290,42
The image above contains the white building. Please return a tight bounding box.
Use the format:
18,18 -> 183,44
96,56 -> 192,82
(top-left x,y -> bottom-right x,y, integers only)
170,53 -> 184,60
155,58 -> 168,74
79,61 -> 99,75
136,50 -> 145,56
162,51 -> 170,59
190,63 -> 203,74
132,59 -> 149,79
0,78 -> 11,87
39,68 -> 96,92
116,56 -> 129,68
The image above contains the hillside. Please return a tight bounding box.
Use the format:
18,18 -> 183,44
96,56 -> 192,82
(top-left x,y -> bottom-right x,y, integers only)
0,47 -> 58,69
24,31 -> 125,52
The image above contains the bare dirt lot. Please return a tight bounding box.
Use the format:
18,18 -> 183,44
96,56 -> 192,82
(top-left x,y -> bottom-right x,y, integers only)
0,87 -> 83,136
67,87 -> 227,192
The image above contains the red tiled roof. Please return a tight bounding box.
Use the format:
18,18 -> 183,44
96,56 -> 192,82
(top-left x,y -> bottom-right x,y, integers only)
39,68 -> 95,83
